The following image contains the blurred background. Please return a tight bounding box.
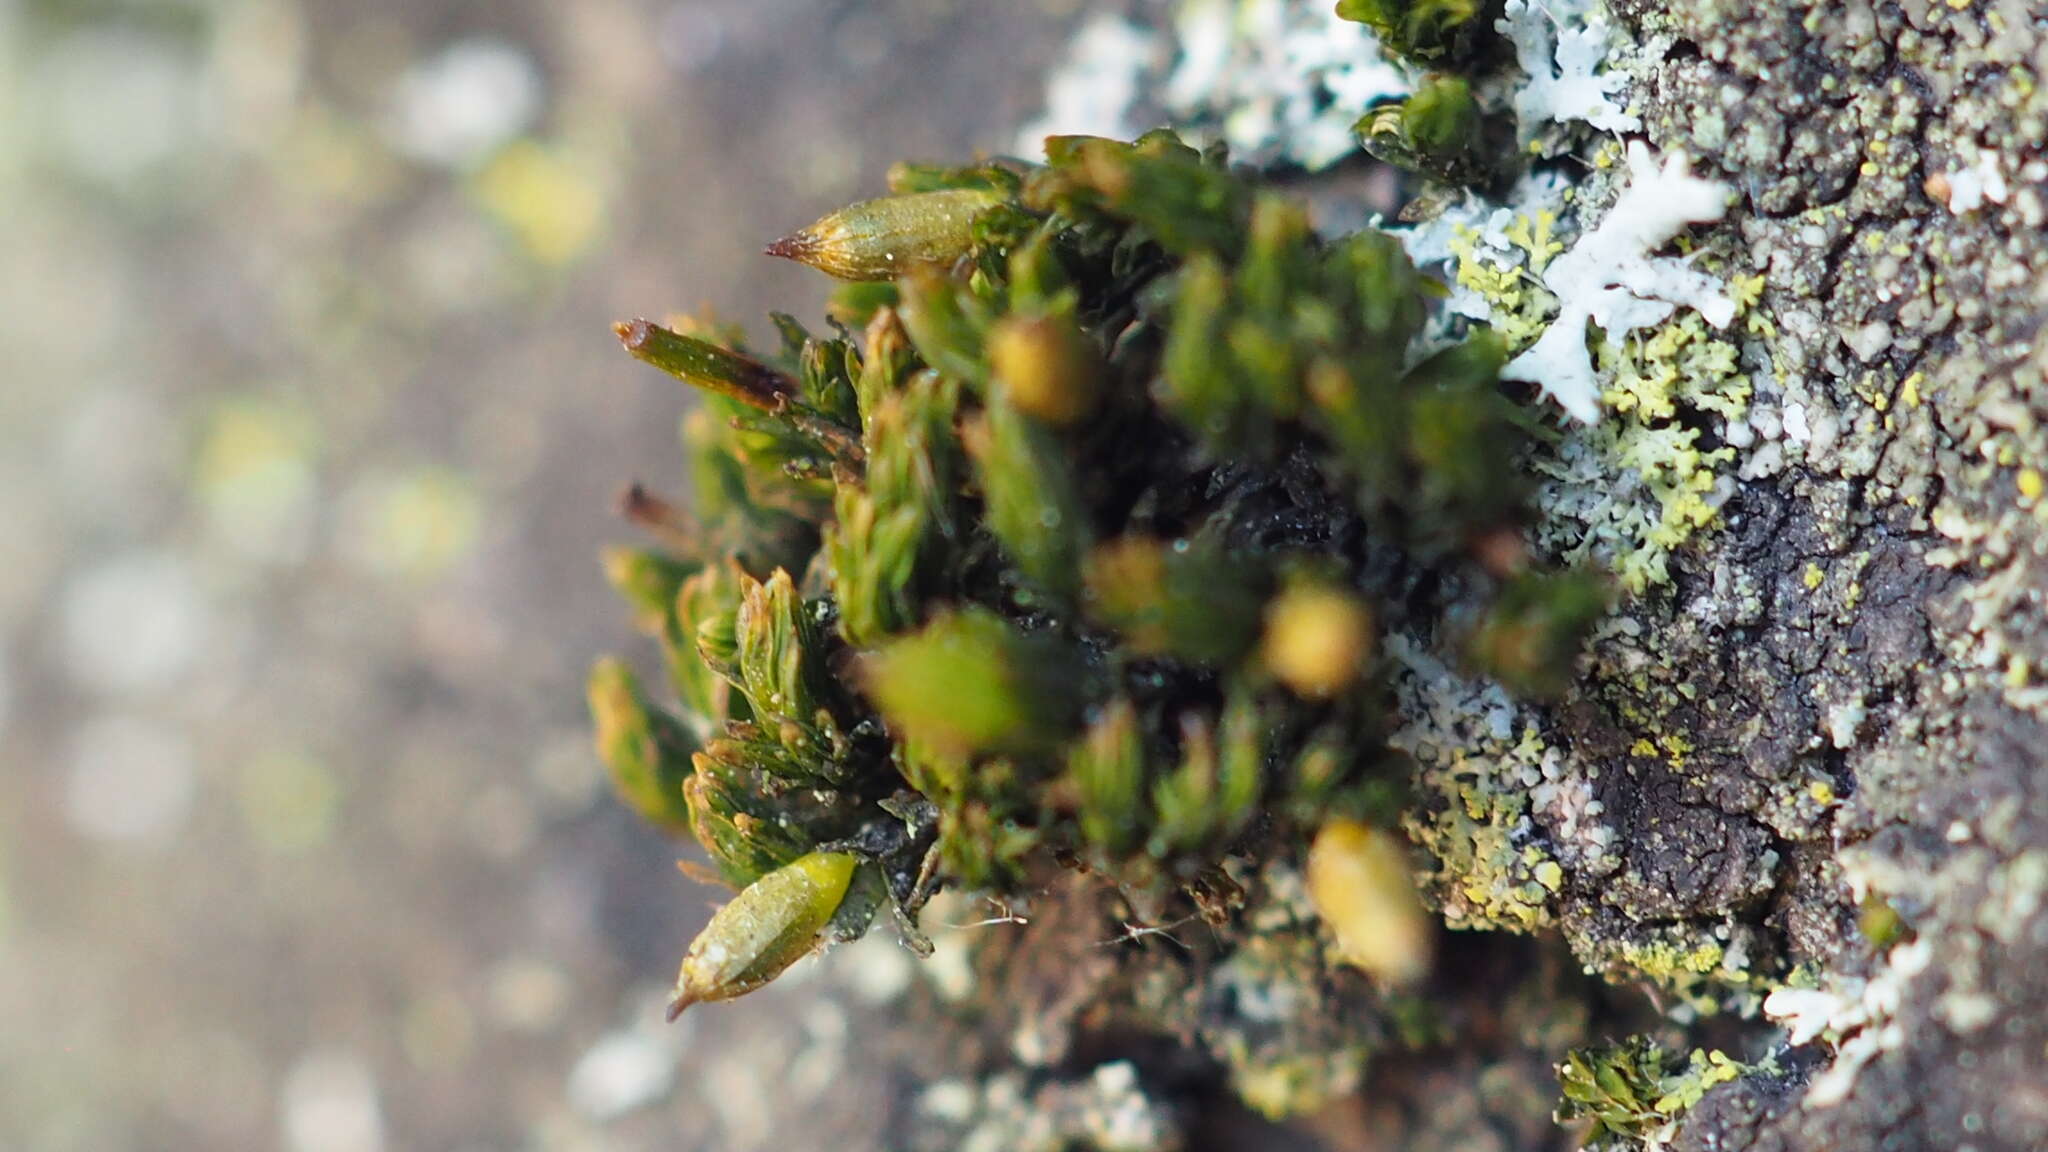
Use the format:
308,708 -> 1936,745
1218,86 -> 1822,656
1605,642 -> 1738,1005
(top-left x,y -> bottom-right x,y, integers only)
0,1 -> 1088,1148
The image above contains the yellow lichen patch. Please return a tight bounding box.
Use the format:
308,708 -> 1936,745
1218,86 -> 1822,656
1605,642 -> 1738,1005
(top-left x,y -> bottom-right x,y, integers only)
1504,210 -> 1565,274
1446,223 -> 1557,347
1804,563 -> 1826,591
1403,748 -> 1559,934
1729,273 -> 1767,312
1529,307 -> 1753,593
340,466 -> 482,580
1629,733 -> 1689,769
195,394 -> 320,561
1606,935 -> 1750,1008
1625,938 -> 1725,980
1658,733 -> 1692,768
470,140 -> 606,267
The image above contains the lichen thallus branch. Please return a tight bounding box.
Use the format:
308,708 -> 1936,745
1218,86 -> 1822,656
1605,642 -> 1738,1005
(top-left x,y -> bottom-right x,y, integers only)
590,131 -> 1608,1022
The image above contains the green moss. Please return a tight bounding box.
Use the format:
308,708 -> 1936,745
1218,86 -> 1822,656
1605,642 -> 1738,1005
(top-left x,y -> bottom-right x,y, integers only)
1357,75 -> 1514,187
595,131 -> 1609,1010
1335,0 -> 1501,66
1557,1038 -> 1750,1146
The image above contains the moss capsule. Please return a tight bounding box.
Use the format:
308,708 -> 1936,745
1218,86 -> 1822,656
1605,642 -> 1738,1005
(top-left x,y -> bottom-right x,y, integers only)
987,312 -> 1103,425
1261,584 -> 1374,700
1306,819 -> 1433,987
668,850 -> 858,1019
766,188 -> 1005,282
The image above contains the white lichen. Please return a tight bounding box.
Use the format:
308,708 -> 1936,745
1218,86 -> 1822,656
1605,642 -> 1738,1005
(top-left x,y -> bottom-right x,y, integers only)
1939,147 -> 2011,215
1503,142 -> 1735,422
1021,0 -> 1410,170
1530,752 -> 1618,873
1782,401 -> 1812,444
1384,633 -> 1581,929
1168,0 -> 1409,168
1761,936 -> 1933,1108
1396,167 -> 1571,282
1499,0 -> 1639,140
955,1062 -> 1179,1152
1012,15 -> 1162,153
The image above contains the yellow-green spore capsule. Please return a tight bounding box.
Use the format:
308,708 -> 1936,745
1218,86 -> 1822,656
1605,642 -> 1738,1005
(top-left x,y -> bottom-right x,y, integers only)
1306,819 -> 1433,987
667,851 -> 857,1019
766,188 -> 1004,281
1262,584 -> 1374,701
988,312 -> 1104,426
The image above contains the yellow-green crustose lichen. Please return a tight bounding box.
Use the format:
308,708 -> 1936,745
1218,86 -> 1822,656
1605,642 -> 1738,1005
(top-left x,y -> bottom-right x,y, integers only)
1387,636 -> 1578,933
1434,201 -> 1762,594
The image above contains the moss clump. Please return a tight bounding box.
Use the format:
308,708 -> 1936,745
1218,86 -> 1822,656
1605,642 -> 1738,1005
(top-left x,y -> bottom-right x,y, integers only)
594,130 -> 1606,1009
1357,75 -> 1516,189
1336,0 -> 1502,67
1556,1038 -> 1748,1146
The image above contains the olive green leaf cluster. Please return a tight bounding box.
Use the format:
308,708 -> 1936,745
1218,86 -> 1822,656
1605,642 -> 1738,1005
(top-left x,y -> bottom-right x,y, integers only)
593,130 -> 1605,1009
1335,0 -> 1500,65
1338,2 -> 1521,193
1556,1038 -> 1747,1144
1356,75 -> 1510,190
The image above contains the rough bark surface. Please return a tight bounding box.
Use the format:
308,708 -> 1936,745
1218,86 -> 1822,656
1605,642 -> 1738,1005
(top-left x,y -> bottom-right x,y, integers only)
1616,1 -> 2048,1147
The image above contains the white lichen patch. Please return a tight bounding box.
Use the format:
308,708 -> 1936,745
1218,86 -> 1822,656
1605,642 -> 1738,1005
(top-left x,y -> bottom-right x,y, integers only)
1397,170 -> 1570,269
1162,0 -> 1410,168
1499,0 -> 1640,140
1529,751 -> 1618,875
1762,936 -> 1933,1108
1936,147 -> 2011,215
1397,149 -> 1753,590
949,1061 -> 1180,1152
1012,15 -> 1163,152
1521,307 -> 1754,590
1504,142 -> 1735,423
1019,0 -> 1411,170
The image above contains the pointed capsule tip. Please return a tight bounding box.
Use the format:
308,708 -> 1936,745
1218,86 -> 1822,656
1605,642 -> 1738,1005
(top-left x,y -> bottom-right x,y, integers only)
615,480 -> 649,518
665,990 -> 698,1023
764,232 -> 817,262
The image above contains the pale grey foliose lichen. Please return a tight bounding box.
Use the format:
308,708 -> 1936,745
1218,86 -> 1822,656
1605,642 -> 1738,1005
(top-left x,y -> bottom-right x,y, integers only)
1019,0 -> 1411,169
1500,142 -> 1735,422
